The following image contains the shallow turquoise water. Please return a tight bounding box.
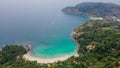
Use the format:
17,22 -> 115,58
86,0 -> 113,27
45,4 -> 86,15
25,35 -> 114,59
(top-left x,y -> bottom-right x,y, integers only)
29,14 -> 89,58
3,0 -> 117,58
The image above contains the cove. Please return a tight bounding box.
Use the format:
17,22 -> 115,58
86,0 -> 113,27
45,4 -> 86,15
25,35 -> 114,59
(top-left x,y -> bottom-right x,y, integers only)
0,0 -> 89,58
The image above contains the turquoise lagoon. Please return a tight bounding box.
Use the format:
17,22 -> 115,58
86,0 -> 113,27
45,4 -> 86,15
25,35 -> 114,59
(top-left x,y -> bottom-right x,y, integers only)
1,0 -> 115,58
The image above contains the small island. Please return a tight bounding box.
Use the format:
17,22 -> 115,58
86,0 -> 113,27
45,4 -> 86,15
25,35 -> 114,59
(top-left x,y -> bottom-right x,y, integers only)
0,2 -> 120,68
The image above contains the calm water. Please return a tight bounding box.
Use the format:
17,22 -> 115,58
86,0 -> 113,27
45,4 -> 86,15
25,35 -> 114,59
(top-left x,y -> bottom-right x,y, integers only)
0,0 -> 119,58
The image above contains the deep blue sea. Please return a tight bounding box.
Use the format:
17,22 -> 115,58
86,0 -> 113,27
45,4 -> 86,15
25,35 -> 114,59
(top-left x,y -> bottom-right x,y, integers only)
0,0 -> 119,58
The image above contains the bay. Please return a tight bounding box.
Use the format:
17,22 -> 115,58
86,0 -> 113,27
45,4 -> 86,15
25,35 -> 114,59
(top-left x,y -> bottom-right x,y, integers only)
0,0 -> 119,58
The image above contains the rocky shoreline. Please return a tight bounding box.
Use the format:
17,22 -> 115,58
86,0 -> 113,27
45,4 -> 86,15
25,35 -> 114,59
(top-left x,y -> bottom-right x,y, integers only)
70,29 -> 80,57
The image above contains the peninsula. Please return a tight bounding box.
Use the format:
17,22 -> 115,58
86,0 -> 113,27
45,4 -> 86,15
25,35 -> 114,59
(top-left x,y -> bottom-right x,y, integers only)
62,2 -> 120,20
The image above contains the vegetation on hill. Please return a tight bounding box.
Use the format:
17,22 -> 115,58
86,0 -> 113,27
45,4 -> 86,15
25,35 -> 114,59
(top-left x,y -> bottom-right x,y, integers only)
0,45 -> 27,64
0,20 -> 120,68
72,20 -> 120,68
62,2 -> 120,17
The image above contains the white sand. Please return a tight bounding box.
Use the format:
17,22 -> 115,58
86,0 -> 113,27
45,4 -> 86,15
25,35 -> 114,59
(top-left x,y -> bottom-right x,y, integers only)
23,53 -> 76,63
23,31 -> 79,64
90,16 -> 103,20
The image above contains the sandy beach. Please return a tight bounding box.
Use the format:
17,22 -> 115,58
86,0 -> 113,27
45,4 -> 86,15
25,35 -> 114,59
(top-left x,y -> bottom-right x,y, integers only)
23,30 -> 79,64
89,16 -> 103,20
23,53 -> 75,63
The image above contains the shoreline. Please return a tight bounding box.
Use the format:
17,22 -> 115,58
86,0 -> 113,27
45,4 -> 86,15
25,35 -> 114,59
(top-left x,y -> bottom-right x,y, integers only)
23,16 -> 101,64
23,53 -> 74,63
89,16 -> 103,20
70,31 -> 79,57
23,30 -> 79,64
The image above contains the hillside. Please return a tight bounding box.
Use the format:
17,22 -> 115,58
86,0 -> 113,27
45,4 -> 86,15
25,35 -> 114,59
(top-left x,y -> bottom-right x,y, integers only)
62,2 -> 120,18
72,20 -> 120,68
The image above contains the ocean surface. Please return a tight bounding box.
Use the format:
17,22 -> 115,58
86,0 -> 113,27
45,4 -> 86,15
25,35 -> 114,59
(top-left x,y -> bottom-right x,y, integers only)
0,0 -> 119,58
